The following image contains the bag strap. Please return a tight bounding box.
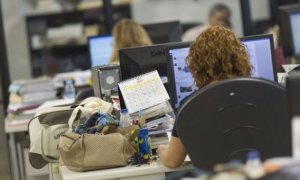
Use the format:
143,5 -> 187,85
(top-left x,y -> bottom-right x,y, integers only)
68,106 -> 82,132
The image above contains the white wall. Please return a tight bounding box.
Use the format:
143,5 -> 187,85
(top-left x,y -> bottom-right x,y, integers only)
249,0 -> 271,21
132,0 -> 244,36
2,0 -> 32,81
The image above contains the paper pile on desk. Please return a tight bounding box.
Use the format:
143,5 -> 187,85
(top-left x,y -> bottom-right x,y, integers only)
146,114 -> 175,135
53,70 -> 91,88
7,77 -> 57,119
146,113 -> 174,149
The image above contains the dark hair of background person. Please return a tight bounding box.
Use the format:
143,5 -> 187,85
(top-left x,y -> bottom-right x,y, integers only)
209,4 -> 232,28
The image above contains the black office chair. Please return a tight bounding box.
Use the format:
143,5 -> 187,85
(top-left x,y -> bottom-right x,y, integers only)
75,87 -> 94,101
176,78 -> 291,170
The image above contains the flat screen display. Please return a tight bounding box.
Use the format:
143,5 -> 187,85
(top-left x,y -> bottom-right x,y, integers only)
88,35 -> 113,67
290,12 -> 300,55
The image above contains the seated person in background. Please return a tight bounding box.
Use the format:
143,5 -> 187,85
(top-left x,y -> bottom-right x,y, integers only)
110,19 -> 152,64
182,4 -> 232,42
157,26 -> 252,168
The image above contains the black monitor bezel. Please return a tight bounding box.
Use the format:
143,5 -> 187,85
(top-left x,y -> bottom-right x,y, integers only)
240,34 -> 278,82
119,42 -> 182,81
287,9 -> 300,57
87,34 -> 113,68
165,43 -> 192,110
142,21 -> 182,44
279,4 -> 300,57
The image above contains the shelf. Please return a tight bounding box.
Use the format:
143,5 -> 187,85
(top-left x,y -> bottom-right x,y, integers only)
26,0 -> 133,17
32,38 -> 88,52
26,2 -> 131,77
32,44 -> 88,55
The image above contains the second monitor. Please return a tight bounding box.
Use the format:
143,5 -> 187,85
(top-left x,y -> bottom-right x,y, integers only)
279,4 -> 300,57
119,42 -> 186,80
88,35 -> 113,67
142,21 -> 182,44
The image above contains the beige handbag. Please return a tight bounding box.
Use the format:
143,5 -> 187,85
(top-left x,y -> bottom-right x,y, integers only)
28,97 -> 113,169
58,132 -> 135,171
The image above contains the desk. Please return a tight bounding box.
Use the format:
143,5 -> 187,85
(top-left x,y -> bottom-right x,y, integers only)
57,161 -> 193,180
5,118 -> 31,180
5,99 -> 74,180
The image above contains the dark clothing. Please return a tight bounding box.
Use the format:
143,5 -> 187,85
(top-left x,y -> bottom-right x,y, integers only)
172,120 -> 179,137
171,91 -> 197,138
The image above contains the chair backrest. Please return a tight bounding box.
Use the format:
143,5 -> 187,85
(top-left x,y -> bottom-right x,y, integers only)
176,78 -> 291,169
75,87 -> 94,101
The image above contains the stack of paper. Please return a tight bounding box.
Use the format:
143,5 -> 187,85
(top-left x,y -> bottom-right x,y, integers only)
146,114 -> 175,135
150,133 -> 169,149
35,0 -> 61,11
7,77 -> 57,120
47,23 -> 83,41
53,70 -> 91,88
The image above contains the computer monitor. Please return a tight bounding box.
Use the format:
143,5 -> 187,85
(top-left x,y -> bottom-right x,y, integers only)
279,4 -> 300,56
166,43 -> 196,109
167,34 -> 277,109
88,35 -> 113,67
142,21 -> 182,44
119,43 -> 180,80
240,34 -> 277,82
119,43 -> 184,110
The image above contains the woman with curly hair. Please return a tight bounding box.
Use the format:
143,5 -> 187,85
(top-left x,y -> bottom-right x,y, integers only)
157,26 -> 252,168
110,19 -> 152,64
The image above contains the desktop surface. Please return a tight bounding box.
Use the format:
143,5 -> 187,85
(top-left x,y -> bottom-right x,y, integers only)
88,35 -> 113,67
59,161 -> 193,180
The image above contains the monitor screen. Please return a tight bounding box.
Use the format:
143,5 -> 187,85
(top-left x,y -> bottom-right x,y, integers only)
167,44 -> 197,109
290,12 -> 300,55
241,34 -> 277,82
167,35 -> 276,109
88,35 -> 113,67
143,21 -> 182,44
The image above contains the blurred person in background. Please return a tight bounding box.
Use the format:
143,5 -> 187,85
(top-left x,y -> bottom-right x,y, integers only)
110,19 -> 152,64
182,4 -> 232,42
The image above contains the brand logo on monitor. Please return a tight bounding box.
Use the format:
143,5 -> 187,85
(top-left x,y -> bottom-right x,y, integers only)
150,49 -> 165,57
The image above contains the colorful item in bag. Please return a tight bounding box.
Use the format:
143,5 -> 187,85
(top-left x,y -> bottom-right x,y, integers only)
131,130 -> 139,152
137,128 -> 152,163
96,113 -> 119,132
83,113 -> 102,127
74,113 -> 119,134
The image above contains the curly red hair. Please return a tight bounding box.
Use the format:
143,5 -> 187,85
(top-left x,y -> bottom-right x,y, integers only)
187,26 -> 252,88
